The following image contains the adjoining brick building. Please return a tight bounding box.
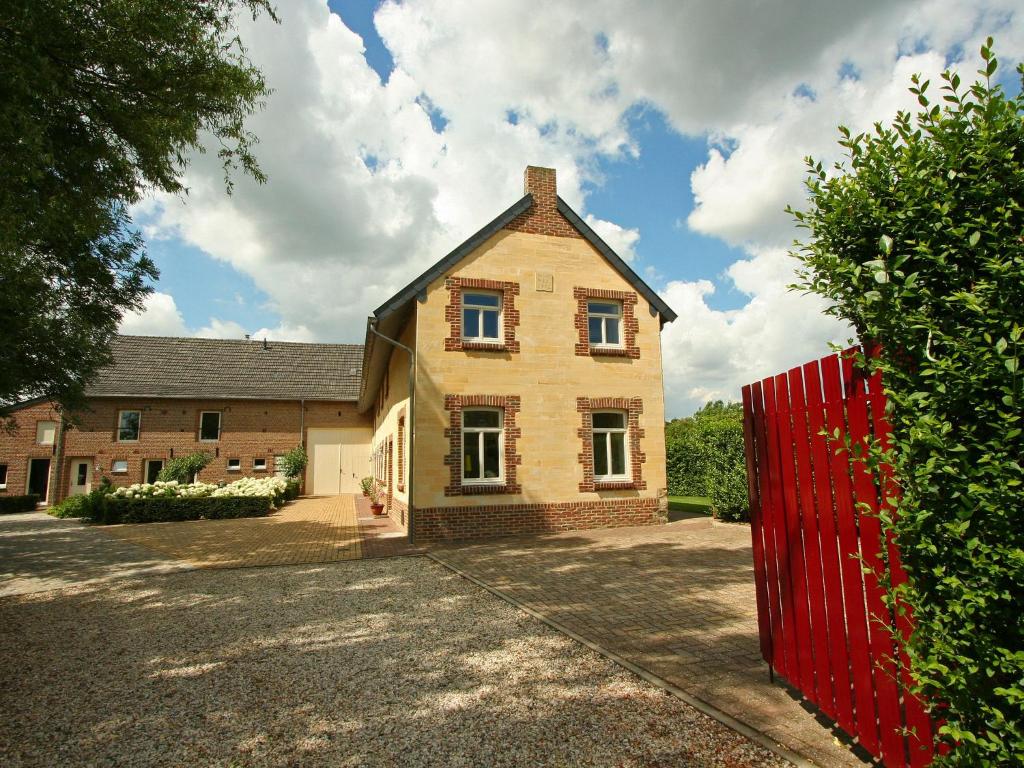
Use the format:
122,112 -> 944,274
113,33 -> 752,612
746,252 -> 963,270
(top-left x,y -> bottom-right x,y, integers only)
1,166 -> 677,543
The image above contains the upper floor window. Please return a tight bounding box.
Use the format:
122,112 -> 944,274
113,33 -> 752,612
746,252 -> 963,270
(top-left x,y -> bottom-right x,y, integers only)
462,408 -> 503,484
36,421 -> 57,445
588,301 -> 622,347
592,411 -> 628,481
117,410 -> 140,442
199,411 -> 221,442
462,291 -> 501,342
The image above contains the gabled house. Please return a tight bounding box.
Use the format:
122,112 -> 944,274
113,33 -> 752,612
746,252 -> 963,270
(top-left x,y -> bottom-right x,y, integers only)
0,166 -> 676,543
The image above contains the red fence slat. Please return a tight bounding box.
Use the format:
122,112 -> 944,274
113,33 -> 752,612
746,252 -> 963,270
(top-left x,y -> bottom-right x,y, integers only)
742,384 -> 773,668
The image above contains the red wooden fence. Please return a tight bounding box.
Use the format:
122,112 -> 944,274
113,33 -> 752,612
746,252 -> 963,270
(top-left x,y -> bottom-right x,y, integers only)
741,348 -> 934,768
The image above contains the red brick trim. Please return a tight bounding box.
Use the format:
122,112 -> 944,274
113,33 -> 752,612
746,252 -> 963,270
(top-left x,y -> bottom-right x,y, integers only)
414,497 -> 664,542
443,394 -> 522,496
573,288 -> 640,359
576,397 -> 646,492
444,277 -> 520,353
396,411 -> 406,493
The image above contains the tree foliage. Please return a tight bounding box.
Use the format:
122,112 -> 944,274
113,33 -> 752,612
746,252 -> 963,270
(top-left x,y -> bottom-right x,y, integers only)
791,41 -> 1023,765
157,452 -> 212,484
278,444 -> 308,480
666,401 -> 749,521
0,0 -> 275,412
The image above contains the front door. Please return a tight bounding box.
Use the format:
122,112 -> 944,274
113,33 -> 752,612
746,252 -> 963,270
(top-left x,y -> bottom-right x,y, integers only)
145,460 -> 164,484
307,428 -> 370,495
67,459 -> 92,496
27,458 -> 50,502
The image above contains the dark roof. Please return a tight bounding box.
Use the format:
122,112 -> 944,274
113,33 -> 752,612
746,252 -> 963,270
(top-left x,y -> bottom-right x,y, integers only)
372,193 -> 677,324
87,336 -> 364,402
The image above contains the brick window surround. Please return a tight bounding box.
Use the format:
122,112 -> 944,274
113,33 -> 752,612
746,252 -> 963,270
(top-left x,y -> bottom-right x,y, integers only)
444,277 -> 520,353
573,288 -> 640,359
577,397 -> 646,491
396,409 -> 406,492
444,394 -> 522,496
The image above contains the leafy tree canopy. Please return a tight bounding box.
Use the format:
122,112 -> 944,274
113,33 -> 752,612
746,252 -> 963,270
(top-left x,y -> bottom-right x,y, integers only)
0,0 -> 275,414
791,41 -> 1023,764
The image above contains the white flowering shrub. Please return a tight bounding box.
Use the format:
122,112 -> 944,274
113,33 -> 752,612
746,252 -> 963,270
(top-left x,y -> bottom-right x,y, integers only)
110,476 -> 287,505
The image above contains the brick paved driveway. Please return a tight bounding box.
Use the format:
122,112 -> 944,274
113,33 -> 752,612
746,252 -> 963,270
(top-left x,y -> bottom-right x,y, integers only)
432,518 -> 866,767
102,495 -> 368,568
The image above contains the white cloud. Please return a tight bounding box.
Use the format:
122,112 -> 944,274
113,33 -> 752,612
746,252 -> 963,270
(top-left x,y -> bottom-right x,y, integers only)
135,0 -> 1023,415
119,292 -> 188,336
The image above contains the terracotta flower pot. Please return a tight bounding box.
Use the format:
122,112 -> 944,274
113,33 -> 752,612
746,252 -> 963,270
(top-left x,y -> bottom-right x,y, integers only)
370,503 -> 385,516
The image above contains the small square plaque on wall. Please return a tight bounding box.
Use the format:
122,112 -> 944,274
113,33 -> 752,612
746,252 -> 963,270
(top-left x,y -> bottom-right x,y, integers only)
535,272 -> 554,292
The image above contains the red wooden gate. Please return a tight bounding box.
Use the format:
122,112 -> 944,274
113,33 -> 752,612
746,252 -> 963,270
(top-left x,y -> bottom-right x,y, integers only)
741,348 -> 934,768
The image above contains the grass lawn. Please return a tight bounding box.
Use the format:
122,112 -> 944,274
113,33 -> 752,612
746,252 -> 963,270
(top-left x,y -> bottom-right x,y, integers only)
668,495 -> 713,517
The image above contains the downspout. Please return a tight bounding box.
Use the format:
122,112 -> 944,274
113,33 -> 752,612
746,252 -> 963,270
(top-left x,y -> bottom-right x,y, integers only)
368,319 -> 416,546
299,398 -> 305,492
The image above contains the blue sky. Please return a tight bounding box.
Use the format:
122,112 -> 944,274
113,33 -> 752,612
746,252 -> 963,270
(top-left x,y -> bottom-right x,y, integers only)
124,0 -> 1024,416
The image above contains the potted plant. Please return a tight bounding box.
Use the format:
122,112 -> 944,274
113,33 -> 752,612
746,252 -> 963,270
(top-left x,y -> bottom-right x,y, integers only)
359,476 -> 374,498
367,479 -> 385,516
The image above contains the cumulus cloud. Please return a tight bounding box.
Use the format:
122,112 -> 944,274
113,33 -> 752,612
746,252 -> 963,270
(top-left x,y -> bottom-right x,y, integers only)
136,0 -> 1023,415
119,292 -> 188,336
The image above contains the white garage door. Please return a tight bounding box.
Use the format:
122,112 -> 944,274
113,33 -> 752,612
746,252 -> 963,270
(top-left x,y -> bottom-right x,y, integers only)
307,428 -> 370,495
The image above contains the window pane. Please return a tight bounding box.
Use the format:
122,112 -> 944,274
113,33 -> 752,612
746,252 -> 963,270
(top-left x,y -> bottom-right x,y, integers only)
592,412 -> 625,429
610,432 -> 626,475
605,317 -> 620,345
118,412 -> 139,441
588,316 -> 603,344
483,432 -> 500,478
588,301 -> 619,316
0,465 -> 7,485
463,308 -> 480,337
463,434 -> 479,479
200,412 -> 220,440
465,292 -> 500,308
464,410 -> 500,428
482,309 -> 499,339
593,432 -> 609,476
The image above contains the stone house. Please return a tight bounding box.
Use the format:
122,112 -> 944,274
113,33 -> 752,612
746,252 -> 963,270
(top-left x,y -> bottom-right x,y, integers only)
0,166 -> 677,542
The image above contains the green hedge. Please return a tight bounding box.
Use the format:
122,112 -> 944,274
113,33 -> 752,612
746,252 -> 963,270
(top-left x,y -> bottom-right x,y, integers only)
90,495 -> 272,525
665,402 -> 749,522
284,479 -> 300,501
0,494 -> 40,514
48,494 -> 91,518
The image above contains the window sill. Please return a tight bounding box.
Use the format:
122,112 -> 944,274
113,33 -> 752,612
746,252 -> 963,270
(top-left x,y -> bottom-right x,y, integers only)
594,480 -> 637,490
227,468 -> 241,473
460,341 -> 508,352
460,483 -> 510,495
588,346 -> 630,357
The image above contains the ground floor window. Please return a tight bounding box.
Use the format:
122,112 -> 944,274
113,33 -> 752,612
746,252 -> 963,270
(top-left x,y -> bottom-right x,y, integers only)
253,458 -> 267,471
227,458 -> 241,472
592,411 -> 628,480
0,464 -> 7,490
462,408 -> 503,484
145,460 -> 163,484
111,460 -> 128,474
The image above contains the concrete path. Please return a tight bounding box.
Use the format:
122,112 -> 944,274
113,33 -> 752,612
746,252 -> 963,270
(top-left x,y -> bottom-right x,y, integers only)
432,518 -> 868,767
0,512 -> 190,597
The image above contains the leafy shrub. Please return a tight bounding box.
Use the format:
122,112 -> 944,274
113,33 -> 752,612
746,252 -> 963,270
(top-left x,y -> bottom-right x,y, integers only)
0,494 -> 40,514
790,43 -> 1023,763
157,452 -> 211,483
48,495 -> 90,518
284,479 -> 300,501
665,401 -> 749,521
278,445 -> 308,479
91,495 -> 272,525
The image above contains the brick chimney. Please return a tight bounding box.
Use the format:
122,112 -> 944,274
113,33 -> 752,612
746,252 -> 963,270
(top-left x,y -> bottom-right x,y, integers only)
524,166 -> 557,211
505,165 -> 579,239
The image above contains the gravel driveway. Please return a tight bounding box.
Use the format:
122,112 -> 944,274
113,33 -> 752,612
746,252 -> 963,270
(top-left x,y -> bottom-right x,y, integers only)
0,557 -> 785,767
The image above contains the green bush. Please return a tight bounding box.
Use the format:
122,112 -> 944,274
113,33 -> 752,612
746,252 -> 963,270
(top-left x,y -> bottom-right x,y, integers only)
48,495 -> 90,518
665,401 -> 749,521
0,494 -> 40,514
284,479 -> 300,501
790,43 -> 1023,763
157,452 -> 211,483
91,495 -> 272,525
278,445 -> 308,479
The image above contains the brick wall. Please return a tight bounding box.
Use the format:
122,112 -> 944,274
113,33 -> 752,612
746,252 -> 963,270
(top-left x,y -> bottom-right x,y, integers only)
504,166 -> 582,239
0,401 -> 62,503
414,497 -> 665,542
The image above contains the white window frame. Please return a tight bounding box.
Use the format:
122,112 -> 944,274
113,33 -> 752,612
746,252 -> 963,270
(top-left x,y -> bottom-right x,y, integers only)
116,410 -> 141,443
592,410 -> 630,482
35,420 -> 57,446
461,407 -> 504,485
0,464 -> 7,490
227,458 -> 241,472
111,459 -> 129,474
587,300 -> 624,348
461,290 -> 503,343
274,455 -> 287,477
253,458 -> 267,471
198,411 -> 221,442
